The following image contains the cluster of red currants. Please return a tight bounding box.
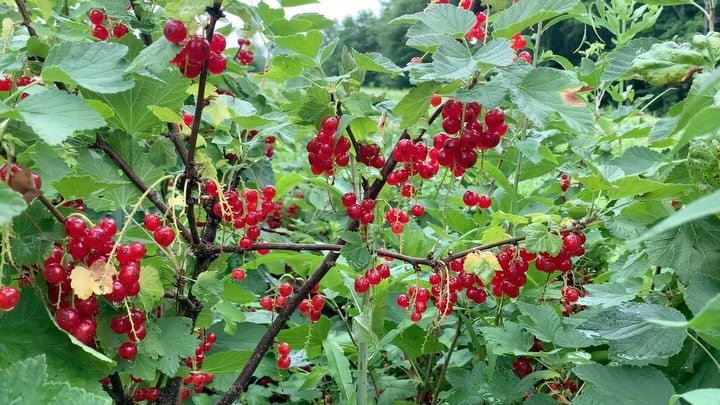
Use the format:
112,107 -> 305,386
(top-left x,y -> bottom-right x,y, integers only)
433,99 -> 508,177
297,284 -> 325,322
341,192 -> 376,224
560,172 -> 570,192
132,386 -> 160,403
245,129 -> 277,158
436,258 -> 489,311
353,263 -> 391,293
465,12 -> 487,42
62,198 -> 87,211
384,207 -> 417,234
512,338 -> 543,377
88,8 -> 128,41
306,116 -> 351,176
0,162 -> 42,189
182,332 -> 216,376
180,370 -> 215,398
396,285 -> 431,322
356,143 -> 386,168
510,33 -> 532,64
164,20 -> 228,78
52,216 -> 148,348
534,231 -> 586,273
462,189 -> 492,209
236,38 -> 254,65
561,285 -> 581,316
205,182 -> 277,249
491,246 -> 537,298
142,213 -> 176,248
276,342 -> 292,369
259,281 -> 295,311
111,307 -> 148,360
387,139 -> 438,185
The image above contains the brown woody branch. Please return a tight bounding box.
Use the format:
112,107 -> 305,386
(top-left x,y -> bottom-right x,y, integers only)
183,0 -> 224,246
38,195 -> 66,223
14,0 -> 37,38
93,133 -> 193,244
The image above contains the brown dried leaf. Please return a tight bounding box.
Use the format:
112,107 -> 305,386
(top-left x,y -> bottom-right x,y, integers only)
9,169 -> 42,202
70,260 -> 118,299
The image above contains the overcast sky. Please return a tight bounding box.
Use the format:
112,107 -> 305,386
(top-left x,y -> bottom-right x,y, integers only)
265,0 -> 382,21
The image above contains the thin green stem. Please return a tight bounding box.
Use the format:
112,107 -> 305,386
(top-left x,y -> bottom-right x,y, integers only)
356,290 -> 371,404
687,331 -> 720,373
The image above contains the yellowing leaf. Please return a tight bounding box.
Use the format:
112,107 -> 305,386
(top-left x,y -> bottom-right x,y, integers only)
464,251 -> 501,284
70,261 -> 117,299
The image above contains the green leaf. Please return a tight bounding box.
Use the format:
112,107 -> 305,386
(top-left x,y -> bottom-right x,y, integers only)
445,362 -> 527,404
630,40 -> 708,86
480,322 -> 534,355
126,37 -> 178,75
578,302 -> 686,365
15,89 -> 106,145
640,189 -> 720,242
609,146 -> 666,176
9,234 -> 54,266
0,288 -> 114,394
322,341 -> 354,403
193,271 -> 224,305
579,281 -> 641,308
645,217 -> 720,282
51,176 -> 119,201
400,4 -> 476,49
165,0 -> 207,21
511,67 -> 594,134
270,30 -> 324,58
147,317 -> 198,376
353,50 -> 403,76
85,72 -> 189,135
202,350 -> 251,374
516,302 -> 562,342
670,389 -> 720,405
298,85 -> 334,126
280,0 -> 318,6
340,231 -> 372,270
42,41 -> 134,93
573,364 -> 675,405
393,82 -> 438,128
475,39 -> 516,68
0,356 -> 110,405
687,275 -> 720,316
391,324 -> 441,358
0,355 -> 47,403
0,182 -> 27,226
277,316 -> 331,358
493,0 -> 580,38
431,37 -> 477,81
138,266 -> 164,311
600,38 -> 658,82
523,223 -> 562,255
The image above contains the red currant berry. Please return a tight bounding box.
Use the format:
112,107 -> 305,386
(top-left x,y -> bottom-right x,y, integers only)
112,23 -> 128,38
430,94 -> 442,107
277,342 -> 291,356
354,276 -> 370,293
410,204 -> 425,217
278,282 -> 293,297
146,387 -> 160,402
133,389 -> 147,402
153,226 -> 175,247
396,293 -> 410,308
341,192 -> 357,208
92,24 -> 109,41
64,216 -> 87,238
163,20 -> 187,43
262,185 -> 276,199
259,296 -> 274,310
89,8 -> 105,24
118,342 -> 138,359
463,190 -> 479,206
277,355 -> 291,369
0,286 -> 19,310
232,268 -> 246,280
477,194 -> 491,209
144,213 -> 161,231
210,33 -> 227,52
